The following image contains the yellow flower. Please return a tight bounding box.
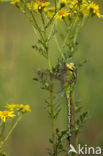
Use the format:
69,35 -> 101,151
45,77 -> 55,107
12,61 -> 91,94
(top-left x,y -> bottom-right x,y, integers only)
48,6 -> 55,12
18,104 -> 31,113
57,9 -> 71,20
0,111 -> 16,122
67,0 -> 78,8
61,0 -> 69,6
33,2 -> 50,11
61,0 -> 67,3
66,62 -> 75,70
73,0 -> 78,5
46,7 -> 55,18
10,0 -> 19,5
44,7 -> 48,12
27,1 -> 50,11
88,2 -> 103,18
79,3 -> 89,17
6,104 -> 19,110
27,2 -> 33,10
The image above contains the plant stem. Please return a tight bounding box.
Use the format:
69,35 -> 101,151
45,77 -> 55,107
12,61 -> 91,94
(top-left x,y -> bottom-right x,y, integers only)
47,0 -> 61,41
49,79 -> 57,156
62,19 -> 75,50
72,93 -> 78,156
54,0 -> 57,13
73,16 -> 87,45
30,11 -> 45,43
3,114 -> 22,145
41,11 -> 49,54
0,123 -> 5,140
54,35 -> 65,59
41,11 -> 46,38
48,56 -> 51,71
75,134 -> 78,156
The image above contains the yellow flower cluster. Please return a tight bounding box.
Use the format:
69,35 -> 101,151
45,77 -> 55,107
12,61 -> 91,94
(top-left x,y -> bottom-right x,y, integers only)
0,104 -> 31,123
6,104 -> 31,112
6,104 -> 19,110
10,0 -> 103,20
27,1 -> 50,11
18,104 -> 31,113
43,0 -> 103,20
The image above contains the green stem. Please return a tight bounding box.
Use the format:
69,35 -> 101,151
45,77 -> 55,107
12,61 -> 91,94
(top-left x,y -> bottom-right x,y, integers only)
45,15 -> 55,29
20,7 -> 38,32
41,11 -> 46,38
75,134 -> 78,156
72,96 -> 78,156
73,16 -> 87,45
54,35 -> 65,59
21,11 -> 39,39
48,0 -> 61,41
0,122 -> 5,140
3,114 -> 22,145
73,23 -> 80,45
54,0 -> 57,13
30,11 -> 45,43
48,56 -> 51,71
47,3 -> 61,70
32,25 -> 39,40
50,90 -> 55,152
49,81 -> 57,155
62,19 -> 76,50
41,11 -> 48,52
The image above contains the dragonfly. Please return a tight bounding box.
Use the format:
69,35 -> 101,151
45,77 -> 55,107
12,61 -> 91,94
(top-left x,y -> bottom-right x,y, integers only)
66,85 -> 72,144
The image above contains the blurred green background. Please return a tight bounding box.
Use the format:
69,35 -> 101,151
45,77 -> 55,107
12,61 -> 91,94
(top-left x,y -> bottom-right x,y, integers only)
0,2 -> 103,156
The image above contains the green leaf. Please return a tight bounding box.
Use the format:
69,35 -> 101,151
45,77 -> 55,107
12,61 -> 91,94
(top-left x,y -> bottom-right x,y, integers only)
32,45 -> 47,58
56,128 -> 59,135
76,111 -> 88,131
77,59 -> 88,68
49,138 -> 53,144
54,108 -> 61,119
